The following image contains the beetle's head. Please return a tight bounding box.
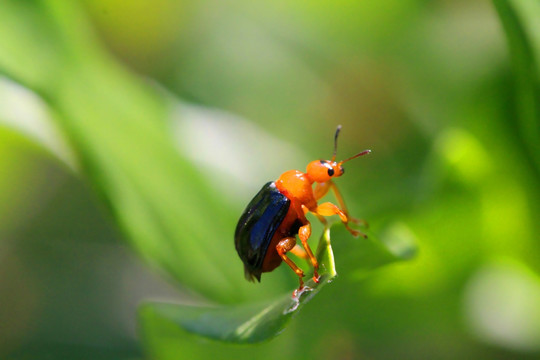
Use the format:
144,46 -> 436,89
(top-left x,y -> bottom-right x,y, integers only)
306,125 -> 371,183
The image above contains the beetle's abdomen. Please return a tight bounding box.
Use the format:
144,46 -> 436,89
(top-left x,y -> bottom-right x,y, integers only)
235,182 -> 290,282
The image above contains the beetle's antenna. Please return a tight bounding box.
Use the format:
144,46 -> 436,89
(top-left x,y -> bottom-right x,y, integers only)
339,149 -> 371,165
332,125 -> 342,162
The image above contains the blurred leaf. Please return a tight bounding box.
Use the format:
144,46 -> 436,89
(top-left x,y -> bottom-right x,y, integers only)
464,257 -> 540,352
138,223 -> 415,347
0,0 -> 288,303
332,221 -> 417,280
0,76 -> 76,169
493,0 -> 540,172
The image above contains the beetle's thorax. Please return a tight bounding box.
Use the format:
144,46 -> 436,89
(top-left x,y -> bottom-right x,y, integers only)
275,170 -> 317,209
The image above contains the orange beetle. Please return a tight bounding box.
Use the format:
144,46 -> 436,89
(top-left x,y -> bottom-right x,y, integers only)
235,126 -> 370,291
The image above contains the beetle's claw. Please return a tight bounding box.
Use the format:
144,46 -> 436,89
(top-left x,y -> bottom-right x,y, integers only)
292,284 -> 315,300
355,230 -> 368,239
345,224 -> 367,238
351,217 -> 369,228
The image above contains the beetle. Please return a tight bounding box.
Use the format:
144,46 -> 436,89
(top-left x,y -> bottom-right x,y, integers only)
234,125 -> 370,291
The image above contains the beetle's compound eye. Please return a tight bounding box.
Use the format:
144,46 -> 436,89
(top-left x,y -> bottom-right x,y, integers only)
320,160 -> 335,176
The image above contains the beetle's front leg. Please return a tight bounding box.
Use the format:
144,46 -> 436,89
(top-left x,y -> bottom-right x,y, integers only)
313,181 -> 332,200
330,182 -> 368,228
315,202 -> 367,238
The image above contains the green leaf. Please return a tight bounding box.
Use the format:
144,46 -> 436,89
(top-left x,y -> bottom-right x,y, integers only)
493,0 -> 540,171
139,227 -> 336,345
331,221 -> 417,280
0,0 -> 288,303
0,76 -> 76,168
138,223 -> 416,347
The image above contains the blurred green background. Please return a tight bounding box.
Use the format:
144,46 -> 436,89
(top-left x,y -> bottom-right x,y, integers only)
1,0 -> 539,359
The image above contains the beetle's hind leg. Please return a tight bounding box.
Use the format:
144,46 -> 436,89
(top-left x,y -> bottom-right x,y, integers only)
276,237 -> 306,290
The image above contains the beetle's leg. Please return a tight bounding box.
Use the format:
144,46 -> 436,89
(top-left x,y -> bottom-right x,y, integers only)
315,202 -> 367,238
315,182 -> 368,229
313,212 -> 328,227
301,204 -> 327,228
290,245 -> 309,259
295,204 -> 320,283
276,237 -> 305,289
313,181 -> 332,200
298,223 -> 320,283
315,202 -> 347,221
330,182 -> 368,227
